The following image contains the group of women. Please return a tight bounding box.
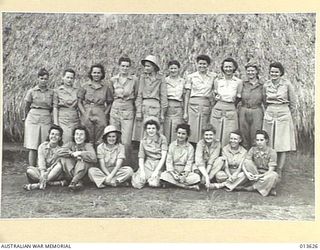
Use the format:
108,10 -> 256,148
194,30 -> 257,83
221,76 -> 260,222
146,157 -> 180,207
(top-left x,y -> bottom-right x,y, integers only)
22,54 -> 297,197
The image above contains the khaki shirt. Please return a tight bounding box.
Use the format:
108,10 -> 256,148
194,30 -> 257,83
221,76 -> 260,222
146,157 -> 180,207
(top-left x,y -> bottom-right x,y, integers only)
214,76 -> 243,103
166,76 -> 185,102
97,143 -> 125,171
185,71 -> 216,98
61,142 -> 97,163
246,146 -> 277,171
78,81 -> 108,106
166,141 -> 194,172
263,78 -> 297,113
222,144 -> 247,169
25,85 -> 54,110
135,73 -> 168,116
37,141 -> 61,171
108,74 -> 138,104
53,85 -> 78,109
195,139 -> 221,168
138,134 -> 168,160
241,80 -> 264,107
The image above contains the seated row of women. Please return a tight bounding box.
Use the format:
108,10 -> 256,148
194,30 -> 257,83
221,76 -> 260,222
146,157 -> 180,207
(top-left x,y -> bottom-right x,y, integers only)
23,118 -> 279,197
24,54 -> 296,182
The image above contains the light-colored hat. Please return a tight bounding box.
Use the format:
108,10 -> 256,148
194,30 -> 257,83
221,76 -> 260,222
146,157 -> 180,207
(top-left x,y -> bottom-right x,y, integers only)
103,125 -> 121,137
141,55 -> 160,71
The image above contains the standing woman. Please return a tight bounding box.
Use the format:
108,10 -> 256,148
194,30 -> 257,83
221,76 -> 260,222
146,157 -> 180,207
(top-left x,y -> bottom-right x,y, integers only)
53,69 -> 80,143
210,57 -> 243,147
24,68 -> 53,167
133,55 -> 168,141
108,57 -> 138,162
239,62 -> 264,149
163,60 -> 186,143
262,62 -> 297,179
184,55 -> 216,144
78,64 -> 109,147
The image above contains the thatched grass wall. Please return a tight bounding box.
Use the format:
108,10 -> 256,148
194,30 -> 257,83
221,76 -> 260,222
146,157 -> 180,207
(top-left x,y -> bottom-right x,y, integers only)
2,13 -> 315,151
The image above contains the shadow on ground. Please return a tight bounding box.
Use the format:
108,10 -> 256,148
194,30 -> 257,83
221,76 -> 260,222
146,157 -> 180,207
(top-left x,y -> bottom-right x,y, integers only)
1,143 -> 315,220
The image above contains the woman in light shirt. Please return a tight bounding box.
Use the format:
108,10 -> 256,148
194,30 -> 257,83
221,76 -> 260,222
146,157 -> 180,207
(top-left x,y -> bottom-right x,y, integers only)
163,60 -> 186,143
210,57 -> 243,147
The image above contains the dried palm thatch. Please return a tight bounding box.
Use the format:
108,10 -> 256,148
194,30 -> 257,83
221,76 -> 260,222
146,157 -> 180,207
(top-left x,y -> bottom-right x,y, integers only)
2,13 -> 315,151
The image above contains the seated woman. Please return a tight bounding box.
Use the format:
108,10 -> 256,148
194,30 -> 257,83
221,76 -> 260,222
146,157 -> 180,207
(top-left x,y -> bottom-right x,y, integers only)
209,130 -> 247,191
24,125 -> 67,191
58,125 -> 97,191
194,124 -> 221,189
131,117 -> 168,189
241,130 -> 279,196
88,125 -> 134,188
160,124 -> 201,190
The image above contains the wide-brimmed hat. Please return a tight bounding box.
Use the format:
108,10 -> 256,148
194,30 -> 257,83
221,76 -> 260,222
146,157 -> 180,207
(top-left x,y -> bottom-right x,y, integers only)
103,125 -> 121,137
141,55 -> 160,71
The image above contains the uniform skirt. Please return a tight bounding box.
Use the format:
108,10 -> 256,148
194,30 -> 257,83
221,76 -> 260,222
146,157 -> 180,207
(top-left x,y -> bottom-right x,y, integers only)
263,104 -> 296,152
163,100 -> 183,143
58,108 -> 80,143
24,109 -> 52,150
210,101 -> 238,147
188,97 -> 211,143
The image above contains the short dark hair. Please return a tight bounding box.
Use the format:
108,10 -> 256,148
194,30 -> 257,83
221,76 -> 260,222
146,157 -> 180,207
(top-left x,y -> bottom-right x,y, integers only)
230,129 -> 242,139
202,124 -> 216,135
269,62 -> 285,76
88,63 -> 106,80
118,57 -> 132,66
196,54 -> 211,65
221,57 -> 238,73
255,129 -> 269,141
176,123 -> 191,137
72,125 -> 90,143
38,68 -> 49,77
102,131 -> 121,145
144,119 -> 160,131
46,124 -> 64,146
168,60 -> 181,68
63,68 -> 76,77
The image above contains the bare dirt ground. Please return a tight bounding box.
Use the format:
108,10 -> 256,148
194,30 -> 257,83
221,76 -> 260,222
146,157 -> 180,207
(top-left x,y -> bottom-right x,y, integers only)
1,143 -> 315,220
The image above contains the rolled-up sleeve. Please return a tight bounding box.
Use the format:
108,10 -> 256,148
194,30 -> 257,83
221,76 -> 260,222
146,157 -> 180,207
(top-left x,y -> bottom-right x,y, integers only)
207,142 -> 221,166
37,143 -> 47,171
184,144 -> 194,172
81,143 -> 97,163
165,144 -> 174,172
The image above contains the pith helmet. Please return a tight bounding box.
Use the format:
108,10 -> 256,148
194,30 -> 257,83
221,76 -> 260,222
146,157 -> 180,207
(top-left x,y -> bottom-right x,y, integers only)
103,125 -> 121,137
141,55 -> 160,71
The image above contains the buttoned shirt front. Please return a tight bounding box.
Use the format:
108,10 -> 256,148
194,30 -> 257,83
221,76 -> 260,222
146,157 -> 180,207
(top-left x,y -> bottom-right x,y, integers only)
37,141 -> 61,171
214,75 -> 243,102
53,85 -> 78,109
166,140 -> 194,172
166,76 -> 185,102
246,146 -> 277,171
62,141 -> 97,163
108,74 -> 138,104
138,134 -> 168,160
195,139 -> 221,168
185,71 -> 216,98
78,81 -> 108,106
222,144 -> 247,169
241,80 -> 264,107
135,73 -> 168,115
97,143 -> 125,170
25,85 -> 54,109
263,78 -> 297,112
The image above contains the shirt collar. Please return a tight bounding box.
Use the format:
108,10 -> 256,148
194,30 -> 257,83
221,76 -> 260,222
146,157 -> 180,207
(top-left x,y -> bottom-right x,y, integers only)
88,81 -> 103,89
34,85 -> 48,91
143,133 -> 160,143
113,74 -> 133,80
173,140 -> 189,148
225,144 -> 243,154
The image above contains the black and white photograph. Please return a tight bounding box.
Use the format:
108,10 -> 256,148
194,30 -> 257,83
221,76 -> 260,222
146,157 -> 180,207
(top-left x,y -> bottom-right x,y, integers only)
1,12 -> 315,220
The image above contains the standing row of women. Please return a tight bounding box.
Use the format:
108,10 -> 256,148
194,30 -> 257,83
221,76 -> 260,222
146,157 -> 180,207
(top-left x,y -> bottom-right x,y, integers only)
23,54 -> 297,182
